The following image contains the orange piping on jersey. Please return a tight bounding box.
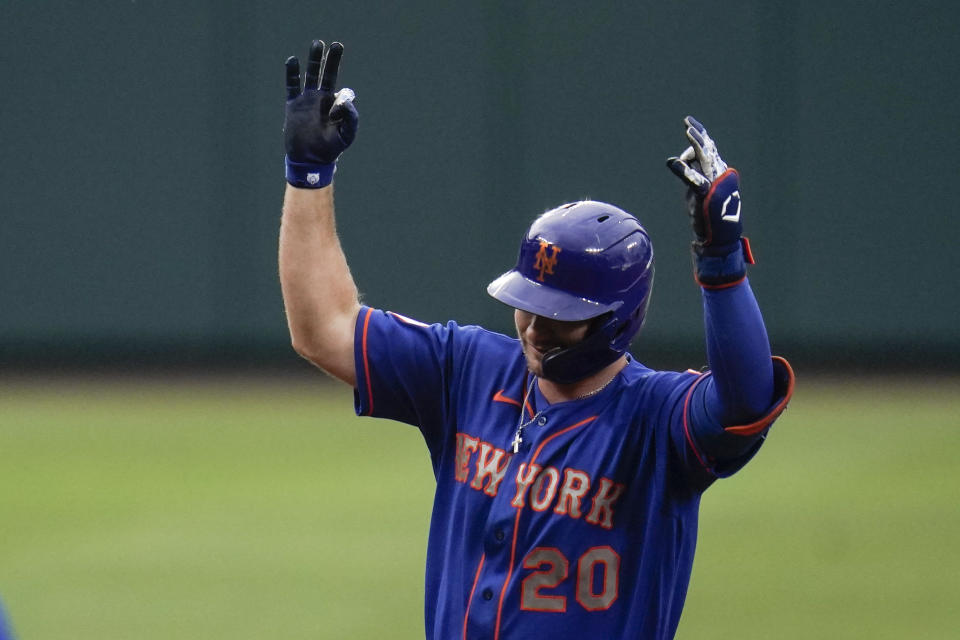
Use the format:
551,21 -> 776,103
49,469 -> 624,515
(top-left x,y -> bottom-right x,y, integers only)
493,415 -> 597,639
360,307 -> 375,416
681,373 -> 713,474
463,553 -> 486,640
492,389 -> 521,408
724,356 -> 795,436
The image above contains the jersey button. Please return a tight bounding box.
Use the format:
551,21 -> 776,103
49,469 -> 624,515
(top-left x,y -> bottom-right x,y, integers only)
537,415 -> 548,426
482,588 -> 493,601
494,529 -> 505,542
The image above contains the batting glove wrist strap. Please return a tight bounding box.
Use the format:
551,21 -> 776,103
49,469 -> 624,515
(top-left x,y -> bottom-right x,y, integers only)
693,237 -> 754,289
285,157 -> 336,189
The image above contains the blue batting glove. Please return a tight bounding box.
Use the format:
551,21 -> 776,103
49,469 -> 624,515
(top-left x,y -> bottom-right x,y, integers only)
666,116 -> 753,288
284,40 -> 359,189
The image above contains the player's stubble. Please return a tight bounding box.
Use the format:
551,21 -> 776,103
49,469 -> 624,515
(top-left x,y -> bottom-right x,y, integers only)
513,309 -> 591,377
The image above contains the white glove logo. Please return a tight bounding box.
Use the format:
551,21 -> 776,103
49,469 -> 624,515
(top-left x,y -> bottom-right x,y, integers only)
721,191 -> 741,222
306,172 -> 320,185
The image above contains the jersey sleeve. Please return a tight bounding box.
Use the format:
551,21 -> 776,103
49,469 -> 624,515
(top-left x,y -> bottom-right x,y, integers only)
679,356 -> 795,481
354,307 -> 503,465
354,306 -> 450,424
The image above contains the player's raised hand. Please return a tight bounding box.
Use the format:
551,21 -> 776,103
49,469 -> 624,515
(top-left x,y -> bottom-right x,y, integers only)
666,116 -> 753,288
283,39 -> 359,189
666,116 -> 729,193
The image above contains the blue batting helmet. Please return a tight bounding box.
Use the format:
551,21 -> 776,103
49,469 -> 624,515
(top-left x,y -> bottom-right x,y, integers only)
487,200 -> 655,383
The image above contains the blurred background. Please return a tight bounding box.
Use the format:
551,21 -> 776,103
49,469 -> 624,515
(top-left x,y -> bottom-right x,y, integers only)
1,1 -> 958,638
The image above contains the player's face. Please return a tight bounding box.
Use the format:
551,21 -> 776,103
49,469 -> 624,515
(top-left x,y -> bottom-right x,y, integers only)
514,310 -> 591,377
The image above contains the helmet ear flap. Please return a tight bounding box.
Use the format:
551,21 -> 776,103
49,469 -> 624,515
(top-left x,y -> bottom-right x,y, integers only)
615,306 -> 642,339
590,311 -> 614,335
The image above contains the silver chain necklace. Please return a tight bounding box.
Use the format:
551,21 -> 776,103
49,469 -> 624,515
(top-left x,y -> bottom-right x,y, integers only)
510,373 -> 617,453
573,373 -> 617,400
511,376 -> 539,453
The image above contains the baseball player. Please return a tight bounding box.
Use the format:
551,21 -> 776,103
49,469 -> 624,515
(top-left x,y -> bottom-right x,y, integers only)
279,39 -> 794,640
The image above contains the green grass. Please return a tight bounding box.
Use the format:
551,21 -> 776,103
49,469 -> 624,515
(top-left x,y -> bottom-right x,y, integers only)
1,375 -> 958,639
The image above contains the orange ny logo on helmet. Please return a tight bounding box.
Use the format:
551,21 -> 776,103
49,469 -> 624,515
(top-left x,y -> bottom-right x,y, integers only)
532,240 -> 561,282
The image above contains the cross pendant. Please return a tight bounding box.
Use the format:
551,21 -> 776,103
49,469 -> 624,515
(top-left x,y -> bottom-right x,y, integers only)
511,432 -> 522,453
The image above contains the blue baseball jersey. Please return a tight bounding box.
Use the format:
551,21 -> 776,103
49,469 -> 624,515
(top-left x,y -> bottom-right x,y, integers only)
353,306 -> 792,640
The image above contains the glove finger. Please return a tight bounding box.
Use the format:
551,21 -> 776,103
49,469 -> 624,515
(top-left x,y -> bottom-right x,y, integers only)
686,127 -> 714,177
679,146 -> 696,163
685,115 -> 707,134
321,42 -> 343,91
330,95 -> 358,121
666,157 -> 687,181
686,125 -> 706,150
285,56 -> 301,99
667,157 -> 710,194
332,88 -> 356,110
331,99 -> 359,147
305,40 -> 325,90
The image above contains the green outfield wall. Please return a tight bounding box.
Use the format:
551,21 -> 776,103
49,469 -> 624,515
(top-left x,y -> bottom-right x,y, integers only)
2,1 -> 957,370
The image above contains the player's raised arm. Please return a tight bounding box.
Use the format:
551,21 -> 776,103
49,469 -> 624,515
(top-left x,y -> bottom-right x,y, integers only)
667,117 -> 790,432
279,39 -> 361,385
